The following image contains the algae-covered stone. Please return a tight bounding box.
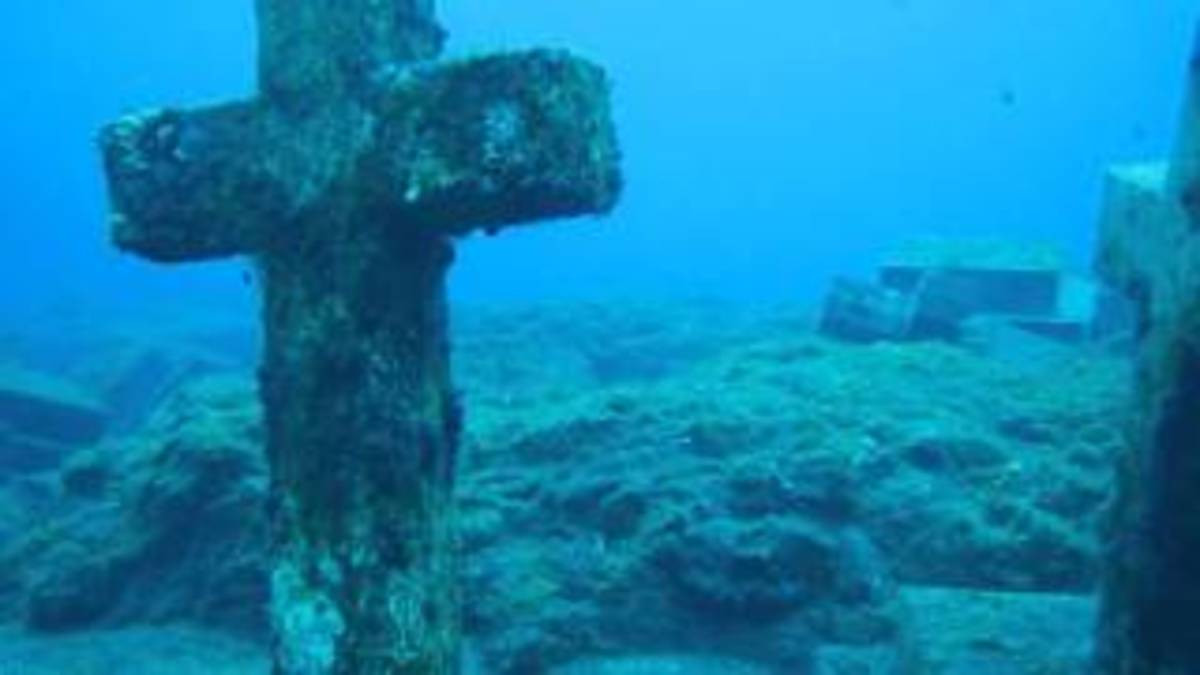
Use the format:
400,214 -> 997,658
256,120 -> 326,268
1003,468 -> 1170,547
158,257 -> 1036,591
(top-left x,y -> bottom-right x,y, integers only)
10,376 -> 266,636
2,301 -> 1124,674
100,0 -> 624,669
1094,169 -> 1200,671
1090,30 -> 1200,672
0,624 -> 268,675
100,0 -> 623,669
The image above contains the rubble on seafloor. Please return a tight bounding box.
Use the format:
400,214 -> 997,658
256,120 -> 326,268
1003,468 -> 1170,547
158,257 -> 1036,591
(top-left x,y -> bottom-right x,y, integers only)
0,300 -> 1127,674
819,237 -> 1132,347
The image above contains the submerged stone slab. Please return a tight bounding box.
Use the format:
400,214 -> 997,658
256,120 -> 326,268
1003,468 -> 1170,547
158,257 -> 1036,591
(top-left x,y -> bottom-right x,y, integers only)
880,238 -> 1064,317
0,367 -> 106,474
822,238 -> 1127,345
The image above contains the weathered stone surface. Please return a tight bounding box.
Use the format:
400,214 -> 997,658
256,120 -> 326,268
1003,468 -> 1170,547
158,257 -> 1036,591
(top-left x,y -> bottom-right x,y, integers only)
100,51 -> 620,263
7,376 -> 265,635
1092,34 -> 1200,673
1093,165 -> 1200,673
821,238 -> 1124,346
880,238 -> 1063,317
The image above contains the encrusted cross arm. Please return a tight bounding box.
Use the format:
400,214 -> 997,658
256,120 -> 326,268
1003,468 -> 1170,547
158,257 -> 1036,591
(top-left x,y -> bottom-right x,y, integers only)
99,49 -> 622,263
365,50 -> 623,235
100,103 -> 294,262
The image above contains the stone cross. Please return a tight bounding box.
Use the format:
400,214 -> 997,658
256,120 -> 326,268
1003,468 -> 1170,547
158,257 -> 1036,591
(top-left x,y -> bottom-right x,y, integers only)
1092,28 -> 1200,675
98,1 -> 621,673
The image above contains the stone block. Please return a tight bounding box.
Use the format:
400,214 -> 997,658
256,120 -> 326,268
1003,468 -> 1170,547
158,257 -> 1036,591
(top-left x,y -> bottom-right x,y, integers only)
0,367 -> 107,474
880,238 -> 1063,317
821,238 -> 1129,345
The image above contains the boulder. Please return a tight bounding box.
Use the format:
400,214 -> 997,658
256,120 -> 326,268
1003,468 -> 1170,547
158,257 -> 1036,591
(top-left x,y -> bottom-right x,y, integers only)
9,375 -> 267,636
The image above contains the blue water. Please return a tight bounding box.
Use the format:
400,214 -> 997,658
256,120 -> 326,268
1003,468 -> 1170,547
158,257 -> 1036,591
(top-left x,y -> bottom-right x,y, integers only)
0,1 -> 1194,314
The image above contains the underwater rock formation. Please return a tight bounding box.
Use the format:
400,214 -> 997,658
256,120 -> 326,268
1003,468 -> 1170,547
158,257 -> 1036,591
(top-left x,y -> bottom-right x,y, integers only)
97,0 -> 620,672
1092,32 -> 1200,675
0,302 -> 1128,674
4,376 -> 265,635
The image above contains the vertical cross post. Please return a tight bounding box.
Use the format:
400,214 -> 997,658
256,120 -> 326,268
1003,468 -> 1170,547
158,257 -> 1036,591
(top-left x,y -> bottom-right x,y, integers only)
98,2 -> 622,672
1093,25 -> 1200,674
